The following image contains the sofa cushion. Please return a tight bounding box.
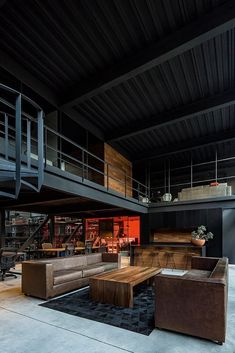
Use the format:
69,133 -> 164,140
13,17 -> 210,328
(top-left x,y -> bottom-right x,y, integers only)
51,256 -> 87,271
86,253 -> 102,265
184,269 -> 211,279
82,265 -> 104,278
54,269 -> 82,285
99,262 -> 118,271
63,256 -> 87,269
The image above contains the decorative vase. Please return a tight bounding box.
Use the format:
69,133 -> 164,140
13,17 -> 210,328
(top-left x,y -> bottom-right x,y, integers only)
191,238 -> 205,246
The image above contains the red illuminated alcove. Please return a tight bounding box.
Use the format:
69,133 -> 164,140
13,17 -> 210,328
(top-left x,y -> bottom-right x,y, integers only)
85,216 -> 140,253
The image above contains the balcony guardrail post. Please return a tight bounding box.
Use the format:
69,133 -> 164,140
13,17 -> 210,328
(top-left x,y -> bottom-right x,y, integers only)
37,110 -> 44,189
137,182 -> 140,201
26,119 -> 31,169
44,127 -> 47,167
82,150 -> 84,181
4,113 -> 8,160
106,163 -> 109,190
15,93 -> 22,197
168,160 -> 171,194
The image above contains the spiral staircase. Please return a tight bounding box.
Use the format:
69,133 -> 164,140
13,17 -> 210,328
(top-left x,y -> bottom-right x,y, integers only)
0,84 -> 44,199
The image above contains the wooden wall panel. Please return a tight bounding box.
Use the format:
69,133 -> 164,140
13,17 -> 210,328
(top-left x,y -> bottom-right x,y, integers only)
133,246 -> 203,270
148,209 -> 222,258
153,229 -> 192,243
104,143 -> 132,197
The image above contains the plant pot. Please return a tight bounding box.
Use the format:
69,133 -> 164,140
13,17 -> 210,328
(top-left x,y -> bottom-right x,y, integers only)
191,238 -> 205,246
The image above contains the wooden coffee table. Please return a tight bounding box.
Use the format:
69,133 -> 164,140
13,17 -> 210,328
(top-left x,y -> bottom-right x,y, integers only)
89,266 -> 161,308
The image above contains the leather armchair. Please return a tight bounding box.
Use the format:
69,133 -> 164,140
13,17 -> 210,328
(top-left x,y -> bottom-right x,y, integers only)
155,256 -> 228,344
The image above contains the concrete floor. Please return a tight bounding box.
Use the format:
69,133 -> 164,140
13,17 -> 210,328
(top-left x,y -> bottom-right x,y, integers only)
0,262 -> 235,353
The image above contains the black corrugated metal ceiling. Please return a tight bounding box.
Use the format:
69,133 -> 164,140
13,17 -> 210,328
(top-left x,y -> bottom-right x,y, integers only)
0,0 -> 235,167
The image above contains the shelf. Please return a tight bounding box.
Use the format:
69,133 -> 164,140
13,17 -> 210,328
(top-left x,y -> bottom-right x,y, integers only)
6,224 -> 28,227
6,224 -> 40,227
3,236 -> 28,240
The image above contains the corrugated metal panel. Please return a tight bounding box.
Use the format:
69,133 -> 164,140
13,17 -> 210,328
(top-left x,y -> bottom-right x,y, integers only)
0,0 -> 226,93
74,29 -> 235,136
0,0 -> 234,169
105,104 -> 235,157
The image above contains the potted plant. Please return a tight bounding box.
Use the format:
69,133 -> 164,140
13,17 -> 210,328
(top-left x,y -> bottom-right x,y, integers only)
191,225 -> 214,246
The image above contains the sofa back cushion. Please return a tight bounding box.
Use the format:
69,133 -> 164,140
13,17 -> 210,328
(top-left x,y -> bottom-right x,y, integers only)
86,253 -> 102,265
184,269 -> 211,279
54,269 -> 83,285
51,256 -> 87,271
191,256 -> 219,271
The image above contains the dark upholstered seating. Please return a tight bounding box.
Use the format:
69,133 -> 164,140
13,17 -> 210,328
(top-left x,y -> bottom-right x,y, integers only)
22,253 -> 121,299
155,256 -> 228,344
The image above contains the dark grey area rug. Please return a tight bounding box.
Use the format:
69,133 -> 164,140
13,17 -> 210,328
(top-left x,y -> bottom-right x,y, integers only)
40,284 -> 155,335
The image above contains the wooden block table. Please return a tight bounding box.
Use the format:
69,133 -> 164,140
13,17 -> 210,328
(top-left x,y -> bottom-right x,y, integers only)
90,266 -> 161,308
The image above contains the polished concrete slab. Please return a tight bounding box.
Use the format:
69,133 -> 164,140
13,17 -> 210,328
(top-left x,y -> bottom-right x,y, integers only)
0,263 -> 234,353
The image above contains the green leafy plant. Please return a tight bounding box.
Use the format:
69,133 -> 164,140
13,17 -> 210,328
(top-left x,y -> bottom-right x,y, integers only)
191,225 -> 214,241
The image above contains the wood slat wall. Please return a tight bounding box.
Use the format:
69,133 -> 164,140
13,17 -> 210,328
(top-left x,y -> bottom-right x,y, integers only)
104,143 -> 132,197
153,229 -> 192,243
133,246 -> 203,270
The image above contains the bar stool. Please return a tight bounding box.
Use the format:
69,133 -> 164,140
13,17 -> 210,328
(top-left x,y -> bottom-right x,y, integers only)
141,250 -> 150,266
165,251 -> 176,269
148,251 -> 156,267
152,251 -> 161,267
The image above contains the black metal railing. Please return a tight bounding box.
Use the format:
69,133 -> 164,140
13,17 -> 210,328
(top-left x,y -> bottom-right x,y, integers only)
43,125 -> 149,201
0,84 -> 44,198
0,84 -> 149,202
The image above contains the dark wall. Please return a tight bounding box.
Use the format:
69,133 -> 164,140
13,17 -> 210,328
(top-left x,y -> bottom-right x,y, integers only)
0,66 -> 54,114
140,214 -> 150,244
61,115 -> 105,185
61,115 -> 87,148
142,208 -> 223,259
223,209 -> 235,263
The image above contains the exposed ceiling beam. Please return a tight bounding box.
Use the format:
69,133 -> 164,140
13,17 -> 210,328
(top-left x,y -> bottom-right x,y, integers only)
108,89 -> 235,142
2,196 -> 81,210
134,129 -> 235,162
0,50 -> 104,139
0,49 -> 58,107
60,0 -> 235,109
55,209 -> 135,218
47,206 -> 118,215
0,195 -> 69,209
54,207 -> 121,215
11,202 -> 115,214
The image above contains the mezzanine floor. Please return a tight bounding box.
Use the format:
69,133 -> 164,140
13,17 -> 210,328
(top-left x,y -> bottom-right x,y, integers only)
0,262 -> 234,353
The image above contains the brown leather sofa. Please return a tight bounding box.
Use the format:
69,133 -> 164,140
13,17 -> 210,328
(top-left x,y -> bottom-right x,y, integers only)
155,256 -> 228,344
22,253 -> 120,300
